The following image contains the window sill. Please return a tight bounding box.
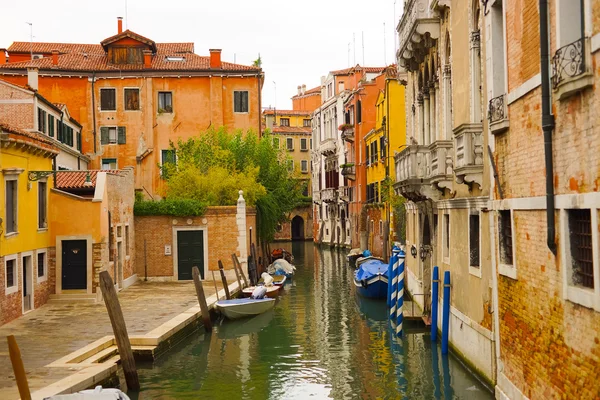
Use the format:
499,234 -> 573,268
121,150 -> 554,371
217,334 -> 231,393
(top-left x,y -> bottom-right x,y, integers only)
490,118 -> 510,135
566,285 -> 598,311
37,228 -> 48,233
4,232 -> 18,238
100,110 -> 117,113
468,265 -> 482,278
554,72 -> 593,101
234,112 -> 249,115
5,286 -> 18,296
38,275 -> 48,283
498,263 -> 517,280
443,256 -> 450,265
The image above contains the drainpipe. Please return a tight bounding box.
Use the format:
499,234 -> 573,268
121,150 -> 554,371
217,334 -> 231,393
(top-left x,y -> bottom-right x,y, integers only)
257,73 -> 263,137
91,72 -> 97,153
539,0 -> 557,254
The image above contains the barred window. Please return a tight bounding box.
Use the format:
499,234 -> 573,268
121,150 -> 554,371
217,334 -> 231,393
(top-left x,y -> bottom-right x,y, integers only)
568,209 -> 593,289
499,210 -> 513,265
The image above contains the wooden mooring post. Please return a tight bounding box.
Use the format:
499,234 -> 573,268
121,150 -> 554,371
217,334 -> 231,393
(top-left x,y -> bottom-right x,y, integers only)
7,335 -> 31,400
231,253 -> 249,288
218,260 -> 231,300
231,257 -> 242,290
99,271 -> 140,391
192,267 -> 212,332
211,271 -> 220,300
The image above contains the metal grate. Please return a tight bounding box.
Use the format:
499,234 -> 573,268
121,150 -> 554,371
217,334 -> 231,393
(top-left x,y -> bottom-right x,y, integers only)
552,37 -> 585,89
499,211 -> 513,265
568,209 -> 594,289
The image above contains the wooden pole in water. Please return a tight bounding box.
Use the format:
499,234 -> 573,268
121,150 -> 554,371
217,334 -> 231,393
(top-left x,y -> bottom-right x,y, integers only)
7,335 -> 31,400
232,253 -> 249,288
99,271 -> 140,391
192,266 -> 212,332
230,256 -> 242,289
251,243 -> 259,277
218,260 -> 231,300
211,271 -> 219,301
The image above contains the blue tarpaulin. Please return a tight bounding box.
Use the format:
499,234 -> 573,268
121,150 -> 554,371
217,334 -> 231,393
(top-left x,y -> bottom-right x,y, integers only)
355,259 -> 389,281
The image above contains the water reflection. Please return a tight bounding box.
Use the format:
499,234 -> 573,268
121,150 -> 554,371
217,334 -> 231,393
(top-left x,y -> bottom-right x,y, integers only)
134,243 -> 492,399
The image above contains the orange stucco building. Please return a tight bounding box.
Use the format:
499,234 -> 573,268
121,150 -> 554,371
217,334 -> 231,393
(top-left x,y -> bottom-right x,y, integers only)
291,84 -> 321,112
0,18 -> 264,197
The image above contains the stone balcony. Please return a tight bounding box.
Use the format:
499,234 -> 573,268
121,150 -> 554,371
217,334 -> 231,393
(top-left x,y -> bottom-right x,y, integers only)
338,186 -> 352,202
393,144 -> 436,201
453,123 -> 484,188
341,126 -> 355,143
340,163 -> 356,180
428,140 -> 453,191
313,189 -> 321,203
319,138 -> 337,156
321,187 -> 338,203
397,0 -> 441,73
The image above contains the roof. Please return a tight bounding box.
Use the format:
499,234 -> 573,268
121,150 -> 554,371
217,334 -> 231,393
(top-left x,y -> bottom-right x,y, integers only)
291,85 -> 321,99
3,36 -> 259,73
54,170 -> 99,189
0,121 -> 59,154
263,109 -> 311,116
270,126 -> 312,134
100,30 -> 157,52
330,65 -> 387,76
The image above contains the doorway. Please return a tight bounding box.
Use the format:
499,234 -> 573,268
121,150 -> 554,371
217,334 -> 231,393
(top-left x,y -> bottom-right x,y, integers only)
22,255 -> 33,312
177,230 -> 204,280
117,241 -> 123,288
62,240 -> 87,290
291,216 -> 305,241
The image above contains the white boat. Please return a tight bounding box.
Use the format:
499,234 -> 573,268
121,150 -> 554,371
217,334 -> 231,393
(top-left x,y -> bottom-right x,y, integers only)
241,285 -> 281,298
45,386 -> 130,399
216,298 -> 276,320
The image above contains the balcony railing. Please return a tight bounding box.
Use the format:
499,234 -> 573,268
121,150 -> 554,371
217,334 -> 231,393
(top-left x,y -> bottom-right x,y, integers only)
341,126 -> 355,143
393,144 -> 433,201
321,187 -> 337,203
397,0 -> 441,73
552,38 -> 585,89
488,93 -> 509,134
341,164 -> 356,179
454,123 -> 484,188
338,186 -> 353,202
429,140 -> 453,190
319,138 -> 337,155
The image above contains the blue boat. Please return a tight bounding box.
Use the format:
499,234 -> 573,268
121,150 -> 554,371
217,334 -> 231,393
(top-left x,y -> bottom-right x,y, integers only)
353,257 -> 389,299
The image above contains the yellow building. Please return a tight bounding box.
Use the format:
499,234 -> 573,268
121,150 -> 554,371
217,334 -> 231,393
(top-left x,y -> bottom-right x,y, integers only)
1,121 -> 58,324
363,67 -> 406,256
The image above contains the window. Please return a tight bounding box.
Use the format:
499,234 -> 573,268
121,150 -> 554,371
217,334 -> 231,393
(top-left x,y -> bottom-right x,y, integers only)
286,137 -> 294,151
111,47 -> 143,64
37,251 -> 46,280
357,100 -> 362,123
280,118 -> 290,127
300,138 -> 308,151
158,92 -> 173,113
5,179 -> 17,234
303,119 -> 311,127
38,182 -> 47,229
287,159 -> 294,171
568,209 -> 593,289
234,91 -> 249,113
125,225 -> 130,256
48,115 -> 55,138
380,136 -> 386,159
371,141 -> 378,164
102,158 -> 117,170
100,127 -> 126,145
37,108 -> 47,133
59,125 -> 74,146
301,160 -> 308,173
100,88 -> 116,111
77,131 -> 82,152
443,214 -> 450,261
499,210 -> 513,266
161,149 -> 176,178
469,213 -> 480,269
109,225 -> 115,262
366,143 -> 370,166
5,258 -> 17,294
124,88 -> 140,110
273,137 -> 280,148
310,139 -> 312,149
556,0 -> 584,48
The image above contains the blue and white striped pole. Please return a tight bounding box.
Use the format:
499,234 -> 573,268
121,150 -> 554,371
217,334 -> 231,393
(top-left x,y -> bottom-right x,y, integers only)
389,247 -> 400,320
396,249 -> 406,337
387,254 -> 394,308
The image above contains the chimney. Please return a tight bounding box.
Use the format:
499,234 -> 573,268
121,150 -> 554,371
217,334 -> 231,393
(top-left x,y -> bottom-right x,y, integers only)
27,67 -> 38,91
117,17 -> 123,34
302,84 -> 306,94
297,85 -> 301,96
143,50 -> 152,68
209,49 -> 222,69
51,49 -> 59,66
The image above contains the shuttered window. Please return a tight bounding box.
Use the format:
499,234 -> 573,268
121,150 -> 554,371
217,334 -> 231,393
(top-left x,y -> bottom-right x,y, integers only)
6,179 -> 17,233
234,91 -> 249,113
118,127 -> 126,144
38,108 -> 47,133
38,181 -> 47,229
48,115 -> 55,137
124,88 -> 140,110
158,92 -> 172,113
100,127 -> 125,145
100,88 -> 116,111
77,132 -> 82,151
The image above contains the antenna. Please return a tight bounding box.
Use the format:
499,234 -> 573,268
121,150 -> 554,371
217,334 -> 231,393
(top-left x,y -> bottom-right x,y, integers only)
234,53 -> 236,63
26,22 -> 32,60
348,43 -> 351,67
125,0 -> 128,29
384,23 -> 387,65
362,31 -> 365,66
353,33 -> 356,65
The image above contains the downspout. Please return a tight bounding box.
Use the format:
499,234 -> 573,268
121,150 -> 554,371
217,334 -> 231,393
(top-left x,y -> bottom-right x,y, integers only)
539,0 -> 557,254
91,72 -> 97,153
257,72 -> 262,137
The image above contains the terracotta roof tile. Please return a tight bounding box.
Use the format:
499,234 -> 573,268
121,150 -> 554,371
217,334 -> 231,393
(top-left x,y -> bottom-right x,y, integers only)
331,65 -> 386,76
270,126 -> 312,134
263,109 -> 311,116
0,121 -> 59,153
55,170 -> 102,189
305,86 -> 321,95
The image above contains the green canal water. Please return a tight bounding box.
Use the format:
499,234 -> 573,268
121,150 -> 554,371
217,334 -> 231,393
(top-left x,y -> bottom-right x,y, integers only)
133,242 -> 493,399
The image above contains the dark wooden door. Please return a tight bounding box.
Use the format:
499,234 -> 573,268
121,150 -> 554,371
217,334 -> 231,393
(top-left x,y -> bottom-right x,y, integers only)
62,240 -> 87,290
177,231 -> 204,280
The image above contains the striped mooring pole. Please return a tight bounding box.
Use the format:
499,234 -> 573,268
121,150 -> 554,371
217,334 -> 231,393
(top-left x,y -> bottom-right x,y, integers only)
389,247 -> 400,321
387,253 -> 394,308
395,249 -> 406,337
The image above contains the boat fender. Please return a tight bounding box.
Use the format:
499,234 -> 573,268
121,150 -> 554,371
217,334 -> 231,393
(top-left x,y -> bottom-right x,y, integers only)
361,279 -> 368,288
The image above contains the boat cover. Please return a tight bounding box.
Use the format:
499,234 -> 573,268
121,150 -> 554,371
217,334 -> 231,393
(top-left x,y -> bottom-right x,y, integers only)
355,259 -> 388,281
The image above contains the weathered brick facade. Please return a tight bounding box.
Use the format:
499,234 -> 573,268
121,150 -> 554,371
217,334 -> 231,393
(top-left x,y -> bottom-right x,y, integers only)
273,206 -> 313,241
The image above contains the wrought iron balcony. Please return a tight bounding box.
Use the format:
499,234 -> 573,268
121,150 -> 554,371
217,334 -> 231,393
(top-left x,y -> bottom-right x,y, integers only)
340,164 -> 356,180
396,0 -> 441,73
552,37 -> 593,99
321,187 -> 338,203
319,138 -> 337,156
428,140 -> 453,191
453,123 -> 484,188
488,94 -> 509,134
340,125 -> 355,143
393,144 -> 436,201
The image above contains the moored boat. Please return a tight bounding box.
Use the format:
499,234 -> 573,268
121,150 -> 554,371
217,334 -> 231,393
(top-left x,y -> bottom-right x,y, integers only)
241,284 -> 281,298
216,298 -> 276,320
258,274 -> 287,286
353,257 -> 389,299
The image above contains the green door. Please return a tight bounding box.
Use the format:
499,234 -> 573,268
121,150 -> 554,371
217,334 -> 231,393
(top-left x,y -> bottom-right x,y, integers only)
177,230 -> 204,280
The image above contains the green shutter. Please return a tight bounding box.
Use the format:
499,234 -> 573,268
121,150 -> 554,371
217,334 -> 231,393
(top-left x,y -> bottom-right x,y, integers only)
117,126 -> 126,144
48,115 -> 54,137
57,121 -> 62,142
77,132 -> 82,151
100,127 -> 109,145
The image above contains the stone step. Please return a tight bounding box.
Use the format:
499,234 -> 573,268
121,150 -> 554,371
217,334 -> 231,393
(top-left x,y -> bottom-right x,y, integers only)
48,294 -> 97,304
81,346 -> 118,364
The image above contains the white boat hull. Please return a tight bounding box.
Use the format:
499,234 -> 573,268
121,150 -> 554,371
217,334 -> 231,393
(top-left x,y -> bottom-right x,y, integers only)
216,298 -> 276,320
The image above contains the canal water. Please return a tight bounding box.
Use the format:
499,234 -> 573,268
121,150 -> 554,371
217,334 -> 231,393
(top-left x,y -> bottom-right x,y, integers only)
134,242 -> 493,399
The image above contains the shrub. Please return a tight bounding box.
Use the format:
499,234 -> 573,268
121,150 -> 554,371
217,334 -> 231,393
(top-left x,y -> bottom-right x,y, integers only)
134,198 -> 207,217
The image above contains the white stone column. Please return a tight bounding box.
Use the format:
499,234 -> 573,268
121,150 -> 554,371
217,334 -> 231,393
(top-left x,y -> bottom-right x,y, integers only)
470,31 -> 482,123
418,93 -> 424,144
236,190 -> 248,275
430,81 -> 437,144
443,65 -> 452,140
423,88 -> 430,145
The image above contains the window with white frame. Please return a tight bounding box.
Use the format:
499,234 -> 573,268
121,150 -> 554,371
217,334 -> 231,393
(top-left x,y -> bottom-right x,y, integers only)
102,158 -> 118,170
5,177 -> 18,234
300,138 -> 308,151
498,210 -> 514,266
443,213 -> 450,261
37,250 -> 47,281
5,256 -> 17,294
287,159 -> 294,172
488,0 -> 506,104
567,209 -> 594,289
286,137 -> 294,151
469,213 -> 481,269
125,225 -> 130,256
273,137 -> 280,148
301,160 -> 308,173
556,0 -> 584,49
280,118 -> 290,127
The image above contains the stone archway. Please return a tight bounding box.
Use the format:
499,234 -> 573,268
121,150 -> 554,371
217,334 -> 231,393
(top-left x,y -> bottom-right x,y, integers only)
291,215 -> 305,241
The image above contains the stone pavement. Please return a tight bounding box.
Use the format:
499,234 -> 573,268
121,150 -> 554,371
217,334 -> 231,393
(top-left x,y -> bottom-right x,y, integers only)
0,280 -> 223,400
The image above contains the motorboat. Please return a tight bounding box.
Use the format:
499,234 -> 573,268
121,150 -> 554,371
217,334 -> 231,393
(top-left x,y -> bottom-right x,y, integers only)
45,386 -> 130,399
216,298 -> 276,320
258,274 -> 287,286
267,258 -> 295,278
353,256 -> 389,299
270,248 -> 294,263
347,248 -> 364,268
241,284 -> 281,298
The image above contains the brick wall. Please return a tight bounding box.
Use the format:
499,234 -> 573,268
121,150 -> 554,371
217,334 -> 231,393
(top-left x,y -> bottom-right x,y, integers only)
505,0 -> 540,92
134,206 -> 257,279
273,206 -> 314,241
366,207 -> 384,257
0,81 -> 34,129
107,168 -> 135,281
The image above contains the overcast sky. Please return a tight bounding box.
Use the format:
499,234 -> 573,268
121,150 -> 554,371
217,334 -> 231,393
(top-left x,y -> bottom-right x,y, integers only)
1,0 -> 402,110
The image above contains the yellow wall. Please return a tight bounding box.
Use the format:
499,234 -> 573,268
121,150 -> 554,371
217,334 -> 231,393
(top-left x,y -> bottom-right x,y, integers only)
0,147 -> 53,257
49,191 -> 105,244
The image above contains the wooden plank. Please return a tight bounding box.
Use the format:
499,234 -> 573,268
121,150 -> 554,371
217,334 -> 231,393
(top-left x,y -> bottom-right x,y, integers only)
231,253 -> 248,288
192,266 -> 212,332
7,335 -> 31,400
211,271 -> 219,301
230,257 -> 242,290
99,271 -> 140,391
217,260 -> 231,300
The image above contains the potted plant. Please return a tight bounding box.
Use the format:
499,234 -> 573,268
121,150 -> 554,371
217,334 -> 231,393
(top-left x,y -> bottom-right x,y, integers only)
338,123 -> 353,131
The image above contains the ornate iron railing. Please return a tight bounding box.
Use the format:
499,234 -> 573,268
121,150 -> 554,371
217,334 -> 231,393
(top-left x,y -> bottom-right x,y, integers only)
487,94 -> 505,124
552,38 -> 585,89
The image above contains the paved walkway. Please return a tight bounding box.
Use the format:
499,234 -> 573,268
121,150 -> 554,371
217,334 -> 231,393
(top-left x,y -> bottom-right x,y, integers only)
0,281 -> 222,399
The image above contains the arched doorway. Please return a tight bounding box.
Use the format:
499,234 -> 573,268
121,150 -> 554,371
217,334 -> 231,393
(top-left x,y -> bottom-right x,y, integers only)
291,216 -> 305,241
